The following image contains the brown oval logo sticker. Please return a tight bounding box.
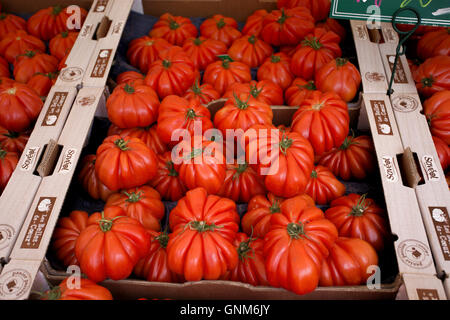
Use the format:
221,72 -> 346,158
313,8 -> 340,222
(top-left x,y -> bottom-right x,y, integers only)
0,224 -> 14,250
76,95 -> 96,107
365,72 -> 385,83
0,269 -> 32,300
59,67 -> 83,82
397,239 -> 432,269
392,95 -> 419,113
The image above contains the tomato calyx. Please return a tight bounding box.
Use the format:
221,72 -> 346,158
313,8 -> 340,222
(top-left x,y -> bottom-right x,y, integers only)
97,211 -> 124,232
421,76 -> 434,88
155,232 -> 169,249
162,59 -> 172,68
0,148 -> 7,159
218,55 -> 233,69
60,31 -> 69,38
114,138 -> 130,151
311,170 -> 318,178
193,37 -> 204,46
233,92 -> 250,110
22,50 -> 37,58
185,108 -> 199,120
5,87 -> 17,95
216,18 -> 226,29
52,5 -> 63,16
182,147 -> 203,161
277,8 -> 288,25
248,35 -> 257,45
191,79 -> 203,95
270,55 -> 281,63
299,81 -> 317,91
311,102 -> 324,111
233,162 -> 249,180
145,40 -> 154,46
336,57 -> 348,67
237,236 -> 256,261
187,220 -> 223,233
166,160 -> 179,177
123,83 -> 135,94
287,222 -> 309,240
339,136 -> 354,150
349,194 -> 369,217
124,190 -> 142,203
168,17 -> 180,30
269,199 -> 281,214
3,130 -> 19,139
279,134 -> 293,155
0,13 -> 7,20
302,37 -> 323,50
249,84 -> 262,98
40,286 -> 62,300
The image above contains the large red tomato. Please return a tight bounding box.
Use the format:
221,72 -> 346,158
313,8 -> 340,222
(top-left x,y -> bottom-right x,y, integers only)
325,194 -> 389,251
315,58 -> 361,102
0,82 -> 43,132
144,46 -> 196,99
203,55 -> 252,95
241,9 -> 269,37
285,78 -> 320,106
264,195 -> 338,295
316,18 -> 346,42
116,71 -> 145,85
107,123 -> 168,155
277,0 -> 332,22
257,53 -> 294,90
157,95 -> 213,146
223,80 -> 284,106
0,147 -> 17,191
182,79 -> 220,105
260,7 -> 315,47
218,161 -> 266,203
105,186 -> 165,232
200,15 -> 241,47
167,187 -> 239,281
134,230 -> 181,283
182,36 -> 227,71
75,206 -> 151,282
51,210 -> 91,267
423,90 -> 450,144
95,135 -> 158,192
0,30 -> 45,63
26,72 -> 57,98
228,35 -> 273,68
49,31 -> 78,60
241,193 -> 284,238
0,126 -> 29,154
27,5 -> 87,41
291,91 -> 350,156
0,13 -> 26,40
291,28 -> 342,80
173,137 -> 226,195
222,233 -> 269,286
413,55 -> 450,98
149,151 -> 187,201
13,51 -> 58,84
417,28 -> 450,61
305,165 -> 345,205
432,135 -> 449,171
320,237 -> 378,286
318,135 -> 376,180
149,13 -> 197,46
106,82 -> 160,129
243,124 -> 315,198
0,56 -> 9,78
214,92 -> 273,134
127,36 -> 172,73
78,154 -> 114,202
40,278 -> 113,300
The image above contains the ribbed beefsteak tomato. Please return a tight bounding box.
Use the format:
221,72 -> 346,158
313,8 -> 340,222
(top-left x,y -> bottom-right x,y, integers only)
0,126 -> 29,154
183,79 -> 220,105
241,9 -> 269,37
417,28 -> 450,60
127,36 -> 172,73
78,154 -> 114,202
149,13 -> 197,46
257,53 -> 294,91
222,80 -> 284,106
0,13 -> 26,40
228,35 -> 273,68
413,55 -> 450,98
285,78 -> 320,107
13,51 -> 58,84
167,187 -> 239,281
432,135 -> 449,171
116,71 -> 145,85
0,147 -> 17,191
26,72 -> 57,98
0,30 -> 45,63
182,36 -> 227,71
200,14 -> 241,47
277,0 -> 332,22
49,31 -> 78,60
423,90 -> 450,144
305,165 -> 345,205
40,278 -> 113,300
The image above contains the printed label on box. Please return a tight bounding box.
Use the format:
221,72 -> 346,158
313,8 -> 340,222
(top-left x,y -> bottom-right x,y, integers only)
421,155 -> 440,181
392,95 -> 419,113
428,207 -> 450,261
397,239 -> 432,269
58,148 -> 77,174
354,25 -> 368,40
370,100 -> 393,136
0,224 -> 14,250
417,289 -> 440,300
20,197 -> 56,249
381,156 -> 398,183
112,21 -> 125,35
0,269 -> 32,300
93,0 -> 109,12
41,92 -> 68,127
382,28 -> 397,42
19,147 -> 40,172
90,49 -> 113,78
386,55 -> 408,84
80,24 -> 93,38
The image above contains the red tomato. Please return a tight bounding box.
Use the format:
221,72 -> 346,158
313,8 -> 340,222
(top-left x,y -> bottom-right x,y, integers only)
167,187 -> 239,281
149,151 -> 187,202
432,135 -> 449,171
0,147 -> 17,192
325,193 -> 389,251
116,71 -> 145,85
285,78 -> 320,106
203,55 -> 252,95
26,72 -> 57,98
200,14 -> 241,47
105,185 -> 165,232
157,95 -> 213,146
0,13 -> 26,40
413,55 -> 450,98
423,90 -> 450,144
316,18 -> 346,42
78,154 -> 114,202
182,36 -> 227,71
149,13 -> 198,46
315,57 -> 361,102
277,0 -> 332,22
183,79 -> 220,105
291,28 -> 342,80
320,237 -> 378,286
264,195 -> 338,295
127,36 -> 172,73
0,56 -> 9,78
106,81 -> 160,129
257,53 -> 294,91
228,35 -> 273,68
218,161 -> 266,203
134,230 -> 182,283
260,7 -> 315,46
241,9 -> 269,37
222,233 -> 269,286
95,135 -> 158,191
0,126 -> 29,154
0,30 -> 45,63
291,91 -> 350,156
13,51 -> 58,84
144,46 -> 197,99
49,31 -> 78,60
305,165 -> 345,205
417,28 -> 450,61
40,278 -> 113,300
222,80 -> 284,106
75,206 -> 151,282
318,135 -> 376,180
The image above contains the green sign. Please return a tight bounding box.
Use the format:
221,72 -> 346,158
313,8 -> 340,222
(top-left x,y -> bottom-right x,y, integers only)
330,0 -> 450,27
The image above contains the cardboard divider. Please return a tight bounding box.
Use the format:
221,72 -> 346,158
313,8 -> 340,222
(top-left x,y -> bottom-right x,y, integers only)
0,87 -> 77,268
83,0 -> 134,87
0,87 -> 106,300
402,274 -> 447,300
